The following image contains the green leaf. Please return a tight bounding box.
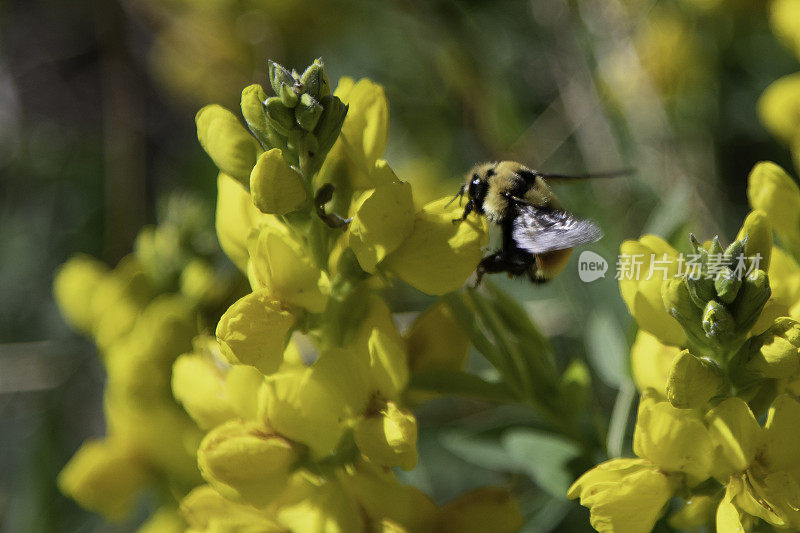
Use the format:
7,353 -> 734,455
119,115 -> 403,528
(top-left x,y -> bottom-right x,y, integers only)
407,371 -> 518,403
502,428 -> 581,499
196,105 -> 260,186
443,293 -> 517,393
439,430 -> 520,472
585,310 -> 629,388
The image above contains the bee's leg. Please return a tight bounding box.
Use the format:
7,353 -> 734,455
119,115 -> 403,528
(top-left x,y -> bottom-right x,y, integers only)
452,199 -> 474,224
474,252 -> 512,286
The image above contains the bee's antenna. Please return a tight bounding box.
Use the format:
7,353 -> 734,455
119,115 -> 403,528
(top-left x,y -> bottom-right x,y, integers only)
537,168 -> 634,180
445,185 -> 465,207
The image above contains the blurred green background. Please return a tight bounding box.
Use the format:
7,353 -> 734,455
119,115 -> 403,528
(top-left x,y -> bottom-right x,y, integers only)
2,0 -> 798,530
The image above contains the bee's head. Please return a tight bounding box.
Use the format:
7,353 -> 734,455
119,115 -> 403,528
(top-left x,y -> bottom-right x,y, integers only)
463,164 -> 494,214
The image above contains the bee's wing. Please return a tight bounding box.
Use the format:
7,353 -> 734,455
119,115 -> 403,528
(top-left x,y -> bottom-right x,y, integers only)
512,205 -> 603,254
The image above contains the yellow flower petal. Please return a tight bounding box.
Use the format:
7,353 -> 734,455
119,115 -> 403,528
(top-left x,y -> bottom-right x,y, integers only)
758,74 -> 800,145
570,458 -> 676,533
172,350 -> 237,430
180,484 -> 283,532
771,0 -> 800,61
630,330 -> 680,397
259,366 -> 353,460
763,394 -> 800,472
367,328 -> 409,400
225,364 -> 266,421
666,350 -> 724,409
354,402 -> 418,470
716,477 -> 746,532
247,222 -> 330,313
216,289 -> 296,374
53,254 -> 109,334
250,148 -> 307,215
348,165 -> 415,273
747,162 -> 800,255
337,464 -> 437,531
619,236 -> 686,346
196,104 -> 260,185
384,197 -> 488,295
197,419 -> 296,507
336,78 -> 389,172
215,173 -> 266,272
705,397 -> 761,473
57,439 -> 149,522
633,397 -> 715,485
735,210 -> 773,273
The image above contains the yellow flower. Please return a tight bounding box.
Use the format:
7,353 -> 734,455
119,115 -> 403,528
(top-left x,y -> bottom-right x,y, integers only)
195,104 -> 261,186
53,254 -> 109,334
747,162 -> 800,256
568,458 -> 678,533
215,173 -> 266,272
757,73 -> 800,145
336,77 -> 389,179
630,329 -> 680,397
180,484 -> 284,532
197,419 -> 298,508
384,197 -> 488,295
619,235 -> 686,346
250,148 -> 307,215
770,0 -> 800,62
633,396 -> 716,485
709,395 -> 800,528
57,438 -> 150,522
215,288 -> 296,374
354,401 -> 418,470
337,463 -> 437,531
89,256 -> 152,351
666,350 -> 724,409
347,162 -> 415,273
172,337 -> 265,430
246,221 -> 330,313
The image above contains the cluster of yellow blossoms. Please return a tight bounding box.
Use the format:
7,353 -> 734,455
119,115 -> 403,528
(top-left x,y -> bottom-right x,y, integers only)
54,196 -> 241,530
178,58 -> 525,532
570,161 -> 800,531
56,59 -> 524,531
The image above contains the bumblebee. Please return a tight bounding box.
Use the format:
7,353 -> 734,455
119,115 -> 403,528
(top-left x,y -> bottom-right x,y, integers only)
451,161 -> 617,284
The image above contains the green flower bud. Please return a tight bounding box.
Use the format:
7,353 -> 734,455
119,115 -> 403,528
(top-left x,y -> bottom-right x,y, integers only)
702,300 -> 735,338
722,239 -> 745,267
731,269 -> 771,331
295,93 -> 324,132
662,277 -> 704,331
240,84 -> 270,149
666,350 -> 725,409
300,59 -> 330,100
314,95 -> 348,157
686,276 -> 716,309
264,97 -> 297,137
715,267 -> 742,304
710,236 -> 725,255
744,318 -> 800,378
268,60 -> 299,107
